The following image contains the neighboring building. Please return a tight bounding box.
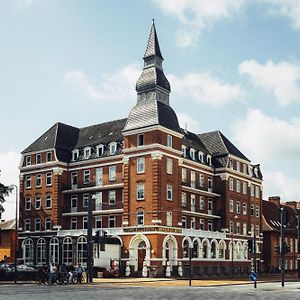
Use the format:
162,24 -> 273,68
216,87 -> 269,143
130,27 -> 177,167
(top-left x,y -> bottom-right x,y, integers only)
18,22 -> 263,277
262,197 -> 299,273
0,219 -> 16,263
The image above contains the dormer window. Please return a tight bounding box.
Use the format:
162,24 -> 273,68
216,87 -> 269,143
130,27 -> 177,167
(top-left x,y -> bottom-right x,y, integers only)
229,159 -> 233,169
46,152 -> 52,162
243,163 -> 248,174
190,148 -> 196,160
167,134 -> 173,148
182,145 -> 187,158
26,156 -> 31,166
198,151 -> 204,163
109,142 -> 117,155
137,134 -> 144,146
83,147 -> 91,159
207,155 -> 212,166
96,144 -> 104,157
72,149 -> 79,161
36,153 -> 41,164
236,161 -> 241,172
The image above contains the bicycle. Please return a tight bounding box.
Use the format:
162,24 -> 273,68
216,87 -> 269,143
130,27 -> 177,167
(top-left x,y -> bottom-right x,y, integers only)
72,271 -> 87,284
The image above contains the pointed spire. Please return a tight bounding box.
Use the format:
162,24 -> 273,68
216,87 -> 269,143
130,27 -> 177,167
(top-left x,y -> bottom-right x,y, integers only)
143,19 -> 163,60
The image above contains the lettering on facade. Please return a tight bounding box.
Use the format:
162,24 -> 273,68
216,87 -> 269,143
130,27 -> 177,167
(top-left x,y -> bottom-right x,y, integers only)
124,226 -> 182,234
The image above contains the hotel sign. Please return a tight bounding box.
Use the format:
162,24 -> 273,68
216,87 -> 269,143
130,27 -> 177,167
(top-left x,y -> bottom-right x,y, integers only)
124,226 -> 182,234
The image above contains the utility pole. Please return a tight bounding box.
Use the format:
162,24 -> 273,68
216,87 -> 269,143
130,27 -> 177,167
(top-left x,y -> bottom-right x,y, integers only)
297,212 -> 300,280
280,207 -> 285,287
189,247 -> 193,286
253,230 -> 257,288
87,194 -> 94,283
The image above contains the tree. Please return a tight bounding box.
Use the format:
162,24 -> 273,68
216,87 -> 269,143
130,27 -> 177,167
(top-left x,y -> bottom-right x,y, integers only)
0,182 -> 12,219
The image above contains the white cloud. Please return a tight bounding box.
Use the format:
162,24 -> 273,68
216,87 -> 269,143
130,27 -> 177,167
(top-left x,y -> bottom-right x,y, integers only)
239,59 -> 300,106
169,71 -> 243,106
177,112 -> 202,133
262,0 -> 300,30
263,171 -> 300,200
0,151 -> 21,221
231,109 -> 300,164
152,0 -> 245,47
64,64 -> 140,102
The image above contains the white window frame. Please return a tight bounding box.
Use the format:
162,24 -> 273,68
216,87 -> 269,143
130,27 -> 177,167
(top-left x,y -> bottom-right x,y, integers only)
96,144 -> 104,157
166,184 -> 173,201
181,192 -> 187,207
242,181 -> 247,195
24,197 -> 31,211
200,219 -> 204,230
229,199 -> 234,213
206,155 -> 212,166
46,172 -> 52,186
137,211 -> 144,226
25,175 -> 31,189
35,195 -> 41,210
242,203 -> 247,215
35,218 -> 41,231
191,217 -> 196,229
236,179 -> 240,193
83,216 -> 88,229
182,145 -> 187,158
26,156 -> 31,166
200,196 -> 205,210
83,170 -> 90,184
167,134 -> 173,148
137,157 -> 145,174
198,151 -> 204,163
250,184 -> 255,197
109,215 -> 116,228
199,174 -> 204,188
71,217 -> 77,230
208,220 -> 213,231
229,177 -> 234,191
83,147 -> 91,159
137,182 -> 145,200
72,149 -> 79,161
36,174 -> 42,187
95,216 -> 102,229
236,201 -> 240,214
109,142 -> 117,155
24,219 -> 31,231
36,153 -> 41,164
45,218 -> 52,231
45,194 -> 52,209
181,216 -> 187,228
83,194 -> 89,208
256,206 -> 260,218
46,151 -> 52,162
182,168 -> 187,183
166,157 -> 173,174
190,148 -> 196,160
109,165 -> 116,181
109,190 -> 116,205
255,186 -> 260,198
191,171 -> 196,188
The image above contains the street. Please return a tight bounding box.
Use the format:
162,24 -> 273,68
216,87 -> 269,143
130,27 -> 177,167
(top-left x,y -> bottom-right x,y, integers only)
1,281 -> 300,300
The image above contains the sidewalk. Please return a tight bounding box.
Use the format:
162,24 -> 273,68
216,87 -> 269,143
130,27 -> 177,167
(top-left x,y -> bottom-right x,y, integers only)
91,272 -> 300,287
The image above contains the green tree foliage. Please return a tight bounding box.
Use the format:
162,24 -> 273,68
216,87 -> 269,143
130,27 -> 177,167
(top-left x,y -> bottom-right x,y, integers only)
0,182 -> 12,216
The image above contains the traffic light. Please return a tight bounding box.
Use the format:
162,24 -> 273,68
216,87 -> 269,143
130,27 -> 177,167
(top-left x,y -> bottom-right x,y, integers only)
247,239 -> 253,253
93,230 -> 108,244
282,242 -> 291,255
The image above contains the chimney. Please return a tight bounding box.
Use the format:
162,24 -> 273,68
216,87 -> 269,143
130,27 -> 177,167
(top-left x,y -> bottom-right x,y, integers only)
268,196 -> 281,207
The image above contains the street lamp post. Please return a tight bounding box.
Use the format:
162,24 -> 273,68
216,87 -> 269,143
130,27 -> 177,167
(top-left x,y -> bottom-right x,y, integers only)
87,194 -> 96,284
231,215 -> 238,278
10,184 -> 18,284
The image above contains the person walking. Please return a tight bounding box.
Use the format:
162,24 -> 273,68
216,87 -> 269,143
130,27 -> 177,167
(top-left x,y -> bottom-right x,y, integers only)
48,263 -> 56,285
76,263 -> 84,284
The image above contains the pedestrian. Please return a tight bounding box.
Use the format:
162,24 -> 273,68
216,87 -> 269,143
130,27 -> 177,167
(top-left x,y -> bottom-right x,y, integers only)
48,262 -> 56,285
76,263 -> 84,284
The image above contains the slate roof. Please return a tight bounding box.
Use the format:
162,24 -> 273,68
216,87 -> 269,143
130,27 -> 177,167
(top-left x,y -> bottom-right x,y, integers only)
123,100 -> 181,133
182,130 -> 209,154
198,130 -> 250,161
136,67 -> 170,93
143,21 -> 163,60
262,200 -> 297,232
0,219 -> 16,230
22,119 -> 127,162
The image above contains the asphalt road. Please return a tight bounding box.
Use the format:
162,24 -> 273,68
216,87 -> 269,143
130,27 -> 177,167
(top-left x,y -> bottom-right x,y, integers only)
1,282 -> 300,300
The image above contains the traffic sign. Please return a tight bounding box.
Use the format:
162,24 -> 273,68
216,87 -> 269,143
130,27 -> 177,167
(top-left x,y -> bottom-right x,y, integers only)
249,272 -> 257,282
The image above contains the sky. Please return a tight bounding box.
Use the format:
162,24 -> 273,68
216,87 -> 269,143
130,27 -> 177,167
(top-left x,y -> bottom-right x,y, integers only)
1,0 -> 300,220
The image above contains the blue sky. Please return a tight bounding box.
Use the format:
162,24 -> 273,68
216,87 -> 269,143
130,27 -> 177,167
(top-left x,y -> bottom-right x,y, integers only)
1,0 -> 300,220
